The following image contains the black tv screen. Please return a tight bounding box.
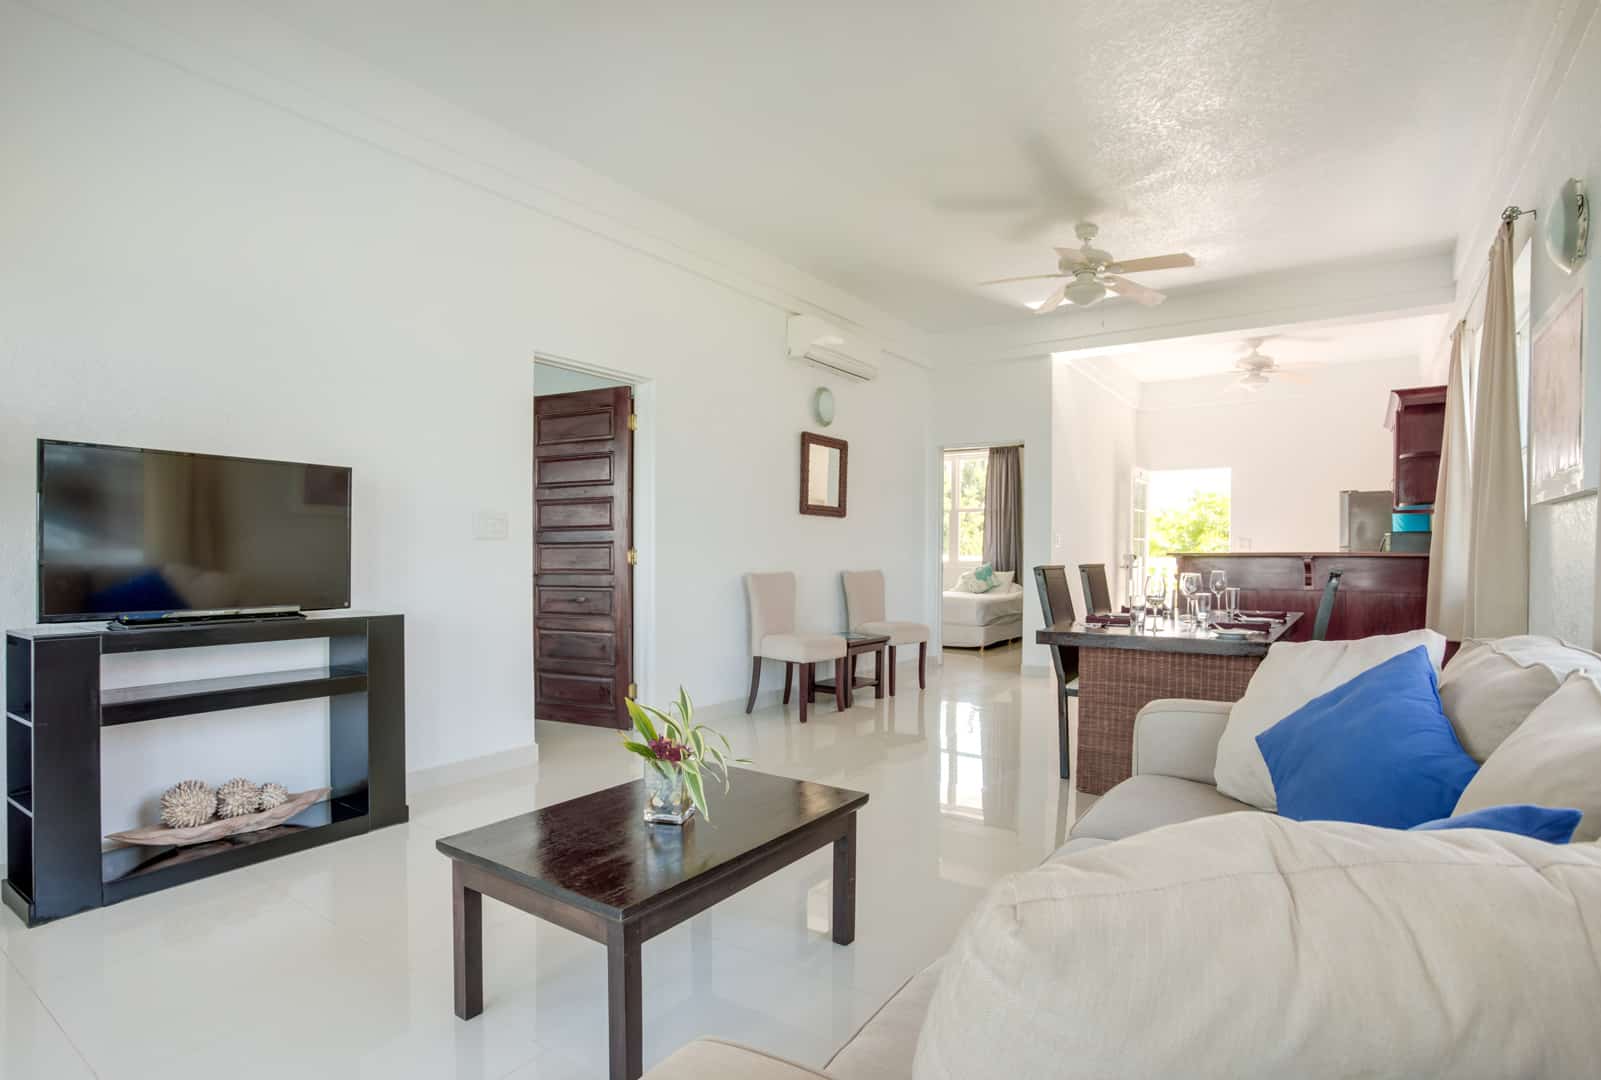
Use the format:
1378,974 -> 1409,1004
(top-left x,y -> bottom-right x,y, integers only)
38,440 -> 352,622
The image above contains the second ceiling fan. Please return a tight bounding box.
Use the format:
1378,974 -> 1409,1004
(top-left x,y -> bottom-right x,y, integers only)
981,222 -> 1195,312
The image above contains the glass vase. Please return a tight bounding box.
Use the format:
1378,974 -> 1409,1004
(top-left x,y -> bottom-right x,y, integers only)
642,762 -> 696,825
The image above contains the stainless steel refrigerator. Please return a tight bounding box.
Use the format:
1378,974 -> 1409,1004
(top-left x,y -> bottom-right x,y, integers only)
1339,490 -> 1393,552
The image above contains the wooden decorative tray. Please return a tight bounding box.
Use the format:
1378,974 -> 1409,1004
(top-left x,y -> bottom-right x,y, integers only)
106,787 -> 331,847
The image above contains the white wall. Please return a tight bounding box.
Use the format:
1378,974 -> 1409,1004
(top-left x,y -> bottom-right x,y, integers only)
1137,356 -> 1420,552
1438,3 -> 1601,645
1051,360 -> 1139,609
1531,493 -> 1597,645
0,5 -> 932,861
932,358 -> 1053,671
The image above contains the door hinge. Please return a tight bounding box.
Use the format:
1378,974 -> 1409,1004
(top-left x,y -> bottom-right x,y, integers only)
627,548 -> 638,566
628,412 -> 638,431
627,682 -> 637,699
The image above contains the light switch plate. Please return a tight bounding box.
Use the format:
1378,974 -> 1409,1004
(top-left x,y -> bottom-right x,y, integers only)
473,510 -> 509,541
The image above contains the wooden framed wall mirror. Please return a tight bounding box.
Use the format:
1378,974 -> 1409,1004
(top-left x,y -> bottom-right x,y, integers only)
800,432 -> 848,517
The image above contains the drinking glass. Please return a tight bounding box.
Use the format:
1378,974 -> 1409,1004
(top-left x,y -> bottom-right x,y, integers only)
1144,574 -> 1167,630
1127,591 -> 1147,632
1178,572 -> 1201,625
1210,570 -> 1227,614
1224,587 -> 1241,620
1193,592 -> 1213,629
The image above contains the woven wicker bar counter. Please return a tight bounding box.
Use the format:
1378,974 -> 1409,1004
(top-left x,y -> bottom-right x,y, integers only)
1037,613 -> 1302,795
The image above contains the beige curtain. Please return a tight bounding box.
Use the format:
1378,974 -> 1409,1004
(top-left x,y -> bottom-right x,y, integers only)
1426,321 -> 1471,637
982,445 -> 1022,574
1462,222 -> 1529,637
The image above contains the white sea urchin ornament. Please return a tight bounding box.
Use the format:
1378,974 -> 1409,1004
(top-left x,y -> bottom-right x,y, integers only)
215,777 -> 261,819
256,782 -> 289,812
160,780 -> 216,829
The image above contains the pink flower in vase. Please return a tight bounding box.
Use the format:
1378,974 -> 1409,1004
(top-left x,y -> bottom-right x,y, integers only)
648,737 -> 687,764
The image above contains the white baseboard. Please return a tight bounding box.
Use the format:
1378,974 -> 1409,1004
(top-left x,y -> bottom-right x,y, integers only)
407,741 -> 539,794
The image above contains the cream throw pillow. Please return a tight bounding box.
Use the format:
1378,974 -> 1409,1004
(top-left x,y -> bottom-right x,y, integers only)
1438,635 -> 1601,762
1213,629 -> 1446,810
950,569 -> 991,594
1454,671 -> 1601,840
914,813 -> 1601,1079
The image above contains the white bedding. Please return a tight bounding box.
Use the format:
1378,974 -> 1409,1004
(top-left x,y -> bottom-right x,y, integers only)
942,583 -> 1024,626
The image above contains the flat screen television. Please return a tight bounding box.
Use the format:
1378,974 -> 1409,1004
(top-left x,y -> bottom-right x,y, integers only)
37,440 -> 352,622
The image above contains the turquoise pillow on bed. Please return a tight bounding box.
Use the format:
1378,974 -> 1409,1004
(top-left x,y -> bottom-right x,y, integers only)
1411,804 -> 1582,844
1255,645 -> 1478,829
974,564 -> 996,590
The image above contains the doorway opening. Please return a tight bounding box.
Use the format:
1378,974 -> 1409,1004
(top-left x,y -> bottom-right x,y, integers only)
1140,467 -> 1232,588
532,359 -> 647,730
939,445 -> 1025,671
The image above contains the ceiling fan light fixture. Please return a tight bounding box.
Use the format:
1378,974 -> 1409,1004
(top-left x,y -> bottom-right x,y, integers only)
1062,278 -> 1107,306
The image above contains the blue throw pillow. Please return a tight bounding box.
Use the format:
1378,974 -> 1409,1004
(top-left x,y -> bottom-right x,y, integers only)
1411,804 -> 1583,844
1256,645 -> 1478,829
974,563 -> 996,591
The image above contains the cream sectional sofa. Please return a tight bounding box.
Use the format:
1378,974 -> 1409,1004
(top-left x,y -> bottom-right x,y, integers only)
644,635 -> 1601,1079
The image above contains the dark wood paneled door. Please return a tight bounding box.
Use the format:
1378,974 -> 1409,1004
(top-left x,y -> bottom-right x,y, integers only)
534,386 -> 633,728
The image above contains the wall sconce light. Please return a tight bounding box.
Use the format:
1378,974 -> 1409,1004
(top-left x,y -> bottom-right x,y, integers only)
1545,178 -> 1589,275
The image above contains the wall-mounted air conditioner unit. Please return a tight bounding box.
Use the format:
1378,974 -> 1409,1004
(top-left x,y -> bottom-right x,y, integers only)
787,314 -> 880,382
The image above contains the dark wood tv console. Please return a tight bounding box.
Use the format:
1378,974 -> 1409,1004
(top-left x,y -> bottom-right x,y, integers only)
4,610 -> 406,927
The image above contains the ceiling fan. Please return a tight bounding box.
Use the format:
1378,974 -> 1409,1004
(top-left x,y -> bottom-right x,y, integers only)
979,222 -> 1195,312
1232,337 -> 1311,390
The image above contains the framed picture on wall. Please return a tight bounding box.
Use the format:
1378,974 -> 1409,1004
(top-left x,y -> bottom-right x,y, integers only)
1529,286 -> 1585,504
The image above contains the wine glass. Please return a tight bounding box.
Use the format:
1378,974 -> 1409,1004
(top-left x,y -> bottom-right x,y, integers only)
1209,570 -> 1227,615
1179,572 -> 1201,626
1144,573 -> 1167,631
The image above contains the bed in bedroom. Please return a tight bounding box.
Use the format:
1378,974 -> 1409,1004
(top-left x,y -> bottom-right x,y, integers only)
942,577 -> 1024,649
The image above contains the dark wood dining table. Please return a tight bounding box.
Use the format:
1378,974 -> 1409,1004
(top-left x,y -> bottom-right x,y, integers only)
1037,613 -> 1302,795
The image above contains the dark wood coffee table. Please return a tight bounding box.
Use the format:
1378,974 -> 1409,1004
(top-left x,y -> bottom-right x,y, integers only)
811,631 -> 889,708
436,768 -> 869,1080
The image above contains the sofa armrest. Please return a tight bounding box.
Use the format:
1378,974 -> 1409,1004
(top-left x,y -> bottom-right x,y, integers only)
644,1039 -> 833,1079
1131,699 -> 1233,784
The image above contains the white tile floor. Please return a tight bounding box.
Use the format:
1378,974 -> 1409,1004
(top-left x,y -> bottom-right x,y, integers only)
0,644 -> 1085,1079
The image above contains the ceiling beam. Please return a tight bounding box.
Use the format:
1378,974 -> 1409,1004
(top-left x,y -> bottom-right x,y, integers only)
931,247 -> 1456,365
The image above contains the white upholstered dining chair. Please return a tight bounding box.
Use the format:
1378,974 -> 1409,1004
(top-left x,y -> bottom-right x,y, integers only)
841,570 -> 929,694
744,572 -> 848,723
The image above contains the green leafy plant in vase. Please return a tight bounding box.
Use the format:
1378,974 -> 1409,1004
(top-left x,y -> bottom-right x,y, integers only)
623,687 -> 749,825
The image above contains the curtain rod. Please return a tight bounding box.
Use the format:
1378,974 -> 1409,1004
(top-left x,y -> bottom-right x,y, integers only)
944,443 -> 1023,453
1446,207 -> 1536,346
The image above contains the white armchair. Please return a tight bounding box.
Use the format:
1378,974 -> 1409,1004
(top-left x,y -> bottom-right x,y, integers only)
1131,698 -> 1234,784
744,572 -> 848,723
1069,697 -> 1254,843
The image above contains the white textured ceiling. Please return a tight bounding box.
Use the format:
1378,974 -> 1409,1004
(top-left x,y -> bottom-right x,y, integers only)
1073,312 -> 1445,382
267,1 -> 1530,332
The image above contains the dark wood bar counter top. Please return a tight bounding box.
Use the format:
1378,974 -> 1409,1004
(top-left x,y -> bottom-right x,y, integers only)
1174,552 -> 1428,642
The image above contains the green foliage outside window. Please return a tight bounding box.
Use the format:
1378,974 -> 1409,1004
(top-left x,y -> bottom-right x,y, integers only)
1148,491 -> 1231,556
958,510 -> 985,558
959,458 -> 986,507
943,454 -> 988,562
